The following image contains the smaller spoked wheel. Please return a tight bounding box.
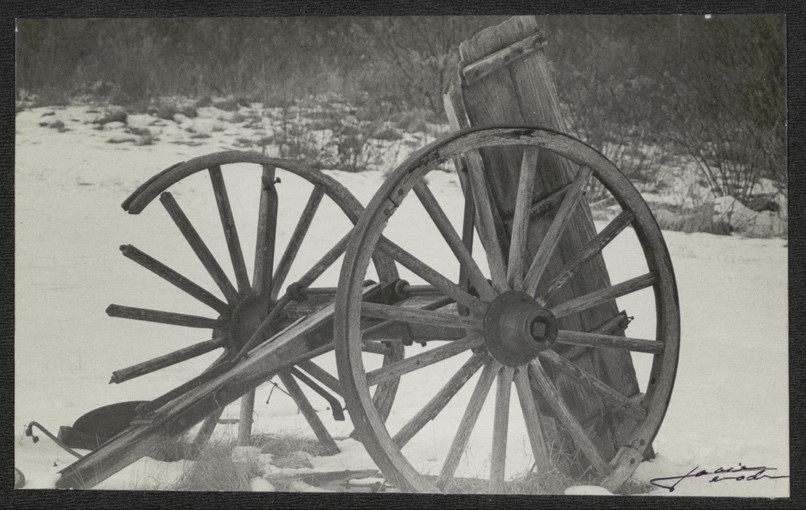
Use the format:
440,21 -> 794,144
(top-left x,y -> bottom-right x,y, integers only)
107,152 -> 402,453
335,127 -> 679,493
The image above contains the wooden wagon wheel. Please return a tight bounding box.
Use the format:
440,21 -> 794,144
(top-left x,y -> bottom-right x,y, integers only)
108,151 -> 403,454
335,127 -> 679,493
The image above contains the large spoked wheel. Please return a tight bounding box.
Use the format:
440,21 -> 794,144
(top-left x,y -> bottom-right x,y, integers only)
335,127 -> 679,493
109,151 -> 402,453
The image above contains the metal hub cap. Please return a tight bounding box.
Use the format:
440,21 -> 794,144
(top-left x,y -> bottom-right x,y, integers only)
483,290 -> 558,367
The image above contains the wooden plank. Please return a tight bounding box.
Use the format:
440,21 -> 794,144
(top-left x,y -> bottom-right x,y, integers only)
463,33 -> 547,86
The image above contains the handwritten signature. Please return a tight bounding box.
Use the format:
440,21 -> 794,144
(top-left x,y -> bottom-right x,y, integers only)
650,463 -> 789,492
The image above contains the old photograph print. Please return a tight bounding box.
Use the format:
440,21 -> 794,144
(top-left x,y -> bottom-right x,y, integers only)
14,15 -> 788,497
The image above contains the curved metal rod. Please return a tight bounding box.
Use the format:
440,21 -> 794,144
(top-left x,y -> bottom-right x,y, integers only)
25,421 -> 85,459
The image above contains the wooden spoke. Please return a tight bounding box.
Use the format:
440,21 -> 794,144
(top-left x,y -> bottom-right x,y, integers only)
253,165 -> 278,296
360,302 -> 482,331
296,359 -> 342,396
507,147 -> 540,290
436,359 -> 500,489
526,183 -> 570,224
377,237 -> 487,315
513,366 -> 551,471
160,192 -> 239,304
413,182 -> 496,301
555,330 -> 663,354
392,353 -> 487,449
549,272 -> 656,319
365,335 -> 484,387
293,231 -> 351,290
238,390 -> 256,445
522,166 -> 593,296
538,211 -> 635,304
278,371 -> 339,455
110,337 -> 225,384
528,359 -> 611,476
208,165 -> 251,295
271,186 -> 325,300
490,366 -> 514,493
120,245 -> 228,314
538,350 -> 647,420
192,408 -> 225,454
106,304 -> 224,329
464,150 -> 508,293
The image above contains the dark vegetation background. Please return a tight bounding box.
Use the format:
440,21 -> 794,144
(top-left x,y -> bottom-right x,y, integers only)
15,15 -> 786,233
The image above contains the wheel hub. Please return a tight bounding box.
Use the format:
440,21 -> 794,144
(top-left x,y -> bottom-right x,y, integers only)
483,291 -> 558,367
227,296 -> 272,349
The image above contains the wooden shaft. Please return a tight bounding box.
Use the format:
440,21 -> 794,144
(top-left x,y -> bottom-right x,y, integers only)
110,337 -> 225,384
271,186 -> 325,300
413,182 -> 496,301
436,359 -> 500,489
538,350 -> 647,420
507,147 -> 540,290
160,192 -> 239,304
209,165 -> 251,295
278,371 -> 339,455
253,165 -> 278,296
360,302 -> 482,331
120,245 -> 228,314
549,272 -> 657,319
296,359 -> 342,396
365,335 -> 484,387
106,304 -> 224,329
490,366 -> 514,492
513,366 -> 552,473
528,359 -> 611,476
522,166 -> 593,296
377,237 -> 487,315
392,353 -> 487,449
555,330 -> 663,354
464,149 -> 509,293
538,211 -> 635,304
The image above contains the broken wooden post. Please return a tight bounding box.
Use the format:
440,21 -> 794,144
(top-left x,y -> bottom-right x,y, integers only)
444,15 -> 642,467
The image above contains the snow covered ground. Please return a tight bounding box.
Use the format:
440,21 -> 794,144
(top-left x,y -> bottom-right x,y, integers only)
14,104 -> 789,496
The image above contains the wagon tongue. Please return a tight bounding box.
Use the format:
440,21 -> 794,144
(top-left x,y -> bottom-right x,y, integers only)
483,290 -> 558,367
